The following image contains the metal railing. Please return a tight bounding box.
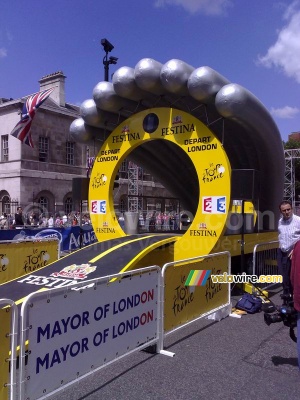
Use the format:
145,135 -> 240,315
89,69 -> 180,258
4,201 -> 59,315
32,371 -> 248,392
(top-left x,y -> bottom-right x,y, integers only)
1,251 -> 231,399
0,299 -> 18,400
252,240 -> 279,290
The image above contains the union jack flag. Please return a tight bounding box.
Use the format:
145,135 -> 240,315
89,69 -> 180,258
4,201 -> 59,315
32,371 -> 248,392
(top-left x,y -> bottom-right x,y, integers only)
86,156 -> 95,177
10,88 -> 54,148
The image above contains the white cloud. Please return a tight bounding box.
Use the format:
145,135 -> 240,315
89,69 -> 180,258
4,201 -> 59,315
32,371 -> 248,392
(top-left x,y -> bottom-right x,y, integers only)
270,106 -> 300,119
258,1 -> 300,83
154,0 -> 232,15
0,48 -> 7,58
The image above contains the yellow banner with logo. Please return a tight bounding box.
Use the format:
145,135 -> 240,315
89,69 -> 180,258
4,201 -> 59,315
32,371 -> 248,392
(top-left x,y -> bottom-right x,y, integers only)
0,239 -> 59,284
163,253 -> 229,332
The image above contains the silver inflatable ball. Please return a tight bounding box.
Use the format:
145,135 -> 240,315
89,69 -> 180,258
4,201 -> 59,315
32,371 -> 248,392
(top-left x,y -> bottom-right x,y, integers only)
160,59 -> 194,95
113,66 -> 146,101
188,66 -> 230,103
80,99 -> 107,128
134,58 -> 166,95
93,81 -> 124,112
70,118 -> 97,144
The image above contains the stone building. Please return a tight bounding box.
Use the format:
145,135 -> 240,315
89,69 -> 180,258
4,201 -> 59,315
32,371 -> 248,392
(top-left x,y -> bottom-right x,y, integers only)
0,71 -> 176,220
288,131 -> 300,142
0,72 -> 84,217
115,161 -> 179,216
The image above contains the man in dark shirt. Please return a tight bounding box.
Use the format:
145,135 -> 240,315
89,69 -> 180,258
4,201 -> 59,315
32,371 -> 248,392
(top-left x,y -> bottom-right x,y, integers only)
14,207 -> 24,227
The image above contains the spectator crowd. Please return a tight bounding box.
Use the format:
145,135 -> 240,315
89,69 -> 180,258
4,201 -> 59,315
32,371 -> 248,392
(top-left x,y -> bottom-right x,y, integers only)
0,210 -> 91,230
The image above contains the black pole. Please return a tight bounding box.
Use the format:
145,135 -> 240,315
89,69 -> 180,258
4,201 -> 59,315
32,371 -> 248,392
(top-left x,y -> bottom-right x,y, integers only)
101,39 -> 117,82
79,200 -> 83,249
103,52 -> 109,82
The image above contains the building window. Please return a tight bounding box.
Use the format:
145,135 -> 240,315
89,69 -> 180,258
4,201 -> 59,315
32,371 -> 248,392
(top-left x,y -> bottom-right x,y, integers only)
120,160 -> 127,172
1,195 -> 10,214
39,137 -> 49,162
66,141 -> 75,165
119,160 -> 128,179
38,196 -> 48,212
120,198 -> 126,214
65,197 -> 72,214
1,135 -> 9,162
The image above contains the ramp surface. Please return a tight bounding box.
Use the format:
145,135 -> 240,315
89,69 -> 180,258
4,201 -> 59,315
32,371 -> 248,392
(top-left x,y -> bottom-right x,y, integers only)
0,234 -> 179,303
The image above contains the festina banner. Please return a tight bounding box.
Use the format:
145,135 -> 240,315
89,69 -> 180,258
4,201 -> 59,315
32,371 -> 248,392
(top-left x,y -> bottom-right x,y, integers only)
0,226 -> 97,252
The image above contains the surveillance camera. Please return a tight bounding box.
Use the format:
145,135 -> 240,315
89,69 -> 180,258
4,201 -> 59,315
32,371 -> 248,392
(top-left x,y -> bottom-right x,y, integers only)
109,56 -> 118,65
101,38 -> 114,53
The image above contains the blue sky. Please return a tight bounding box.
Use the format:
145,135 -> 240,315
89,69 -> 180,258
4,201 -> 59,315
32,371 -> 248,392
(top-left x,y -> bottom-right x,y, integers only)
1,0 -> 300,142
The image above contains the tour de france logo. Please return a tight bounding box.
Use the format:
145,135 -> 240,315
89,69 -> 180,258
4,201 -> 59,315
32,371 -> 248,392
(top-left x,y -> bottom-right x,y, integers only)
92,173 -> 107,189
143,113 -> 159,134
0,253 -> 9,270
23,250 -> 51,273
202,163 -> 225,183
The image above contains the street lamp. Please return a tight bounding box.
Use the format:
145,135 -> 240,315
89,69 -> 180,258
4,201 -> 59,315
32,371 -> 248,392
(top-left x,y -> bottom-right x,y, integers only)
101,38 -> 118,82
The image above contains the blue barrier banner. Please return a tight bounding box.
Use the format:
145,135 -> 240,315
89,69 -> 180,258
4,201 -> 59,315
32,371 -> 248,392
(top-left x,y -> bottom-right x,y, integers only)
0,226 -> 97,252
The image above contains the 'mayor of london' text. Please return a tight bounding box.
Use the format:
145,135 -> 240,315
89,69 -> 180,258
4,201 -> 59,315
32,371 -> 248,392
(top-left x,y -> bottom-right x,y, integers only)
210,273 -> 282,284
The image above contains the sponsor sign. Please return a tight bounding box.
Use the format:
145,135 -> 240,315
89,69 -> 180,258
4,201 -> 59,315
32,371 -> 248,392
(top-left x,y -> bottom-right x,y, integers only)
91,200 -> 106,214
50,264 -> 97,280
202,196 -> 226,214
0,226 -> 97,253
21,268 -> 159,400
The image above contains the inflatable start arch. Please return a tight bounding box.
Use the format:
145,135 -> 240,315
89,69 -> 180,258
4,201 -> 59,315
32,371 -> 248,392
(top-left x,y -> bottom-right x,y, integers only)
70,57 -> 285,265
89,107 -> 231,259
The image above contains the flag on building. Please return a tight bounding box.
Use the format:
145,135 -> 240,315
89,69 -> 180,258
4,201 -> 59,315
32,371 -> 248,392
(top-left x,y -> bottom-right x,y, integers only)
10,88 -> 54,148
184,270 -> 211,286
86,156 -> 95,177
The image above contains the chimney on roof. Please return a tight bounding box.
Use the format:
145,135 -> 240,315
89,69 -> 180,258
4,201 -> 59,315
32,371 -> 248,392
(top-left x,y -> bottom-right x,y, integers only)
39,71 -> 66,107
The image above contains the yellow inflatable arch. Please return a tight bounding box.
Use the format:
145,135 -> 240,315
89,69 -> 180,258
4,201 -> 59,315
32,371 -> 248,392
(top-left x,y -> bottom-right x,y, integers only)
90,107 -> 231,260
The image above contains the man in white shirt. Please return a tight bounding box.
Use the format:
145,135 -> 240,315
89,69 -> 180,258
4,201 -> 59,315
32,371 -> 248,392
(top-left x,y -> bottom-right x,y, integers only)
62,214 -> 68,226
48,215 -> 54,228
278,200 -> 300,296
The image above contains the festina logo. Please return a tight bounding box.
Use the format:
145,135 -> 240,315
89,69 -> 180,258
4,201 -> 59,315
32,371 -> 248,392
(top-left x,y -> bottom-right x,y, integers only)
161,124 -> 195,137
112,132 -> 140,143
189,230 -> 217,237
96,227 -> 116,233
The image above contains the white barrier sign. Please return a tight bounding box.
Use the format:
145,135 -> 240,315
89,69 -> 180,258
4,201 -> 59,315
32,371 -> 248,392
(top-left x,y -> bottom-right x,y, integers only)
21,268 -> 159,399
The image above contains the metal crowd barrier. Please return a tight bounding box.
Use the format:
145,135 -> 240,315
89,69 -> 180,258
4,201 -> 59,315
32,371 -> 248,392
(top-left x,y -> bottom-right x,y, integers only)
18,266 -> 161,400
0,299 -> 18,400
252,240 -> 279,290
158,251 -> 231,351
1,251 -> 231,399
0,238 -> 60,285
